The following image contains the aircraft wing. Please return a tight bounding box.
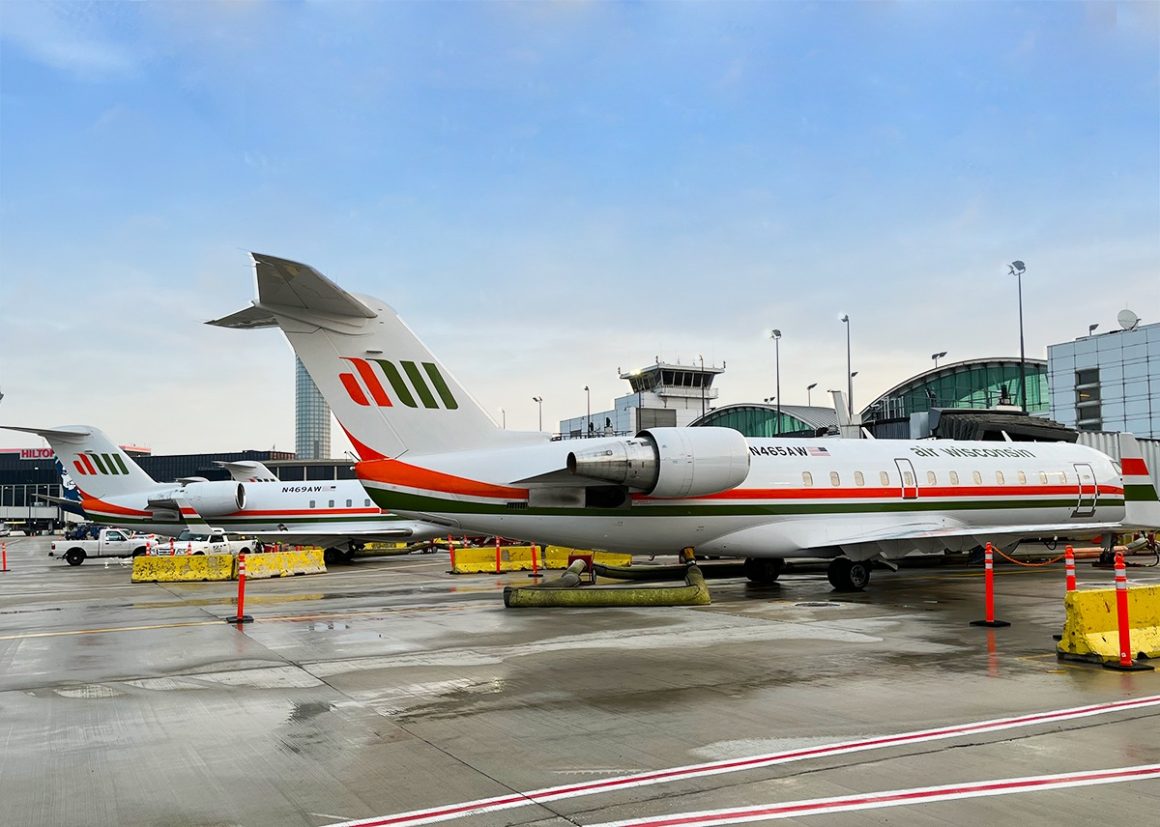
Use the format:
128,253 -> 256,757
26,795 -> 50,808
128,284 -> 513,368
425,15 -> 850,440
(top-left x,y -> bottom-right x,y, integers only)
33,492 -> 88,517
235,523 -> 447,549
824,519 -> 1124,547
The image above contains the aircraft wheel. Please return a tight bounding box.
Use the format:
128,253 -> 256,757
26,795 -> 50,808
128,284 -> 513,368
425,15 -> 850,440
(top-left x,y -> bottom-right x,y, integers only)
323,547 -> 344,565
744,557 -> 784,584
827,558 -> 870,591
65,549 -> 86,567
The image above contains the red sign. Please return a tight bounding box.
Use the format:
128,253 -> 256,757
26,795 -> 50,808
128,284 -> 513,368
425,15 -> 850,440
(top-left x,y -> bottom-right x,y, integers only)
19,448 -> 54,460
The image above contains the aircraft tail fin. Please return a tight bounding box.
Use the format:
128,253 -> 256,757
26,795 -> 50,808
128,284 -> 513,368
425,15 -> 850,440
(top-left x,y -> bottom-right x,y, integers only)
1120,433 -> 1160,528
209,253 -> 541,459
3,426 -> 162,499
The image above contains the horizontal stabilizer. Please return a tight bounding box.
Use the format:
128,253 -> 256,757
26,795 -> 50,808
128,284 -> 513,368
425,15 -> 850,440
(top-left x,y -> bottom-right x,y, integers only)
206,305 -> 277,329
2,425 -> 92,440
251,252 -> 377,319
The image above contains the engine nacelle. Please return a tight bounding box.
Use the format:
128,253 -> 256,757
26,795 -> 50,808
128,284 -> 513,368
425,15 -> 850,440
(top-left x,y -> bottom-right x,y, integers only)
180,481 -> 246,516
567,427 -> 750,498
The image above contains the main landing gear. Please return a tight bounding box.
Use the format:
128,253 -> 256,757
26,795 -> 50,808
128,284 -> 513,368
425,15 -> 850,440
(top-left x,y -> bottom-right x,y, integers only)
744,557 -> 784,584
827,558 -> 871,592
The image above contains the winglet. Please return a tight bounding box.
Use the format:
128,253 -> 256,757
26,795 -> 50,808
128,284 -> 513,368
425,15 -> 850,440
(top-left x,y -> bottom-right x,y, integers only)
1120,433 -> 1160,528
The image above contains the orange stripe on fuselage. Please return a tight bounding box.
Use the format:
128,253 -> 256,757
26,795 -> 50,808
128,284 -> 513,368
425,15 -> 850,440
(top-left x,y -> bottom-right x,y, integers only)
80,496 -> 151,517
357,458 -> 529,500
637,483 -> 1123,502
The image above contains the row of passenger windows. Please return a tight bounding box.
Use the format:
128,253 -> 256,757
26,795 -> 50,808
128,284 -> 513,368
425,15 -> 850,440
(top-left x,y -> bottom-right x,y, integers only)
307,498 -> 374,508
800,470 -> 1073,487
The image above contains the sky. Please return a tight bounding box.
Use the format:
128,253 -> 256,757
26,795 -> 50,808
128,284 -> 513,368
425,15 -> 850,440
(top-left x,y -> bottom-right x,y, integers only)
1,1 -> 1157,454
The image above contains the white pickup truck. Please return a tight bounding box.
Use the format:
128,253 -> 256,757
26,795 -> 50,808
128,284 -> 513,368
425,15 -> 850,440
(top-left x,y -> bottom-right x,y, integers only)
149,528 -> 258,557
51,528 -> 153,566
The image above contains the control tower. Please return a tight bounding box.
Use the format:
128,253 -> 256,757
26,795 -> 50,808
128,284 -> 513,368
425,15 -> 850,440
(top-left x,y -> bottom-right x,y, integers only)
560,359 -> 725,438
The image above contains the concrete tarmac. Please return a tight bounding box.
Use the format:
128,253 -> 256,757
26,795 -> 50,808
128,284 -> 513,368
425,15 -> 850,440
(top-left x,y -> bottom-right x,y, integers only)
1,536 -> 1158,826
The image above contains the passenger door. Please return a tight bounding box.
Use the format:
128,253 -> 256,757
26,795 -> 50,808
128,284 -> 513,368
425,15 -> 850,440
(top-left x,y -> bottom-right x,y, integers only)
893,458 -> 918,500
1073,463 -> 1097,518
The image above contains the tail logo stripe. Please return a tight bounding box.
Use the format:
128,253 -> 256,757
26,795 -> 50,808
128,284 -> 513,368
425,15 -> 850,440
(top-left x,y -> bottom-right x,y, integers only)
78,454 -> 97,475
375,359 -> 418,408
338,356 -> 459,411
349,358 -> 394,407
340,373 -> 371,406
402,361 -> 438,409
111,454 -> 130,475
424,362 -> 459,410
88,452 -> 110,475
73,460 -> 87,476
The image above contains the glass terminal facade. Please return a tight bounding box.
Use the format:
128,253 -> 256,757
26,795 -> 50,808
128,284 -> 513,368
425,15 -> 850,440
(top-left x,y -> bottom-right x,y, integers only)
1047,321 -> 1160,438
861,359 -> 1050,423
692,405 -> 836,437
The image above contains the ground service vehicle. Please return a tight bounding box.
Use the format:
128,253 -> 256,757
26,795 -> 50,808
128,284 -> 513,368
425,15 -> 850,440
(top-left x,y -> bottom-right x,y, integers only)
50,528 -> 151,566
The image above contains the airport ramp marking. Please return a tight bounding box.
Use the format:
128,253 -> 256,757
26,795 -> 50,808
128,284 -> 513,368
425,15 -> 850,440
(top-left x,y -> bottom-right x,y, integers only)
586,764 -> 1160,827
0,619 -> 224,640
325,694 -> 1160,827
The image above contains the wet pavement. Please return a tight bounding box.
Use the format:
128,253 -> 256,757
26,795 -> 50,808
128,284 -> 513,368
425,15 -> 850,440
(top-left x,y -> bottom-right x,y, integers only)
1,536 -> 1158,826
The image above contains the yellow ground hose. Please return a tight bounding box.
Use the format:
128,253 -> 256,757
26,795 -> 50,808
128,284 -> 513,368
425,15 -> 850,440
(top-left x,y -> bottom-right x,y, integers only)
503,561 -> 710,608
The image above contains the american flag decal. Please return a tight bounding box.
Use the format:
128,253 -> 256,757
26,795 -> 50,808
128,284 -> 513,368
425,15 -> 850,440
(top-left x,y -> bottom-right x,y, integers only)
807,447 -> 830,456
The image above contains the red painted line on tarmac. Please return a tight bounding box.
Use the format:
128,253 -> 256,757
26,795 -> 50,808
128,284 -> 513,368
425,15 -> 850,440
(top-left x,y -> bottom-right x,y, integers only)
326,695 -> 1160,827
590,764 -> 1160,827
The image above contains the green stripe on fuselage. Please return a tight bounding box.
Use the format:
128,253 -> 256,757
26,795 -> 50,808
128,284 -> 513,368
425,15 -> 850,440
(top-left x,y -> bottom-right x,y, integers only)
365,487 -> 1124,519
1125,483 -> 1160,502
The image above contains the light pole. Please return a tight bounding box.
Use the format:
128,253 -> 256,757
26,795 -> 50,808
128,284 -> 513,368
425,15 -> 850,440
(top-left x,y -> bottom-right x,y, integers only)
1008,260 -> 1027,412
1088,323 -> 1099,337
584,385 -> 591,436
532,396 -> 543,432
806,382 -> 817,406
932,351 -> 947,369
698,355 -> 706,418
840,313 -> 852,416
770,329 -> 782,435
500,408 -> 506,429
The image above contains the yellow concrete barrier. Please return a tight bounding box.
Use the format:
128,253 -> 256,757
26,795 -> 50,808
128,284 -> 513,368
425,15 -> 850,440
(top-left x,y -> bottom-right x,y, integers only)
132,554 -> 235,583
450,545 -> 632,574
1057,584 -> 1160,663
244,550 -> 327,579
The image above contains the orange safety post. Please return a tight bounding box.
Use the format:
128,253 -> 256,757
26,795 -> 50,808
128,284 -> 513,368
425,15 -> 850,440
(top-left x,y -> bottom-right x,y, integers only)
447,535 -> 457,573
1104,551 -> 1153,671
1,541 -> 8,573
495,536 -> 502,574
530,543 -> 540,577
970,542 -> 1010,628
225,553 -> 254,625
1065,545 -> 1076,592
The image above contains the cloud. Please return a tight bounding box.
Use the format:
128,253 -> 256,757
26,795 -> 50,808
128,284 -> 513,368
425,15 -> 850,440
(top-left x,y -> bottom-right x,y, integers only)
0,2 -> 137,76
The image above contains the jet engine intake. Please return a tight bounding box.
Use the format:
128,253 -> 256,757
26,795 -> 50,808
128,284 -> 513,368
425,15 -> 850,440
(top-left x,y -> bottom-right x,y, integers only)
567,427 -> 750,498
181,481 -> 246,516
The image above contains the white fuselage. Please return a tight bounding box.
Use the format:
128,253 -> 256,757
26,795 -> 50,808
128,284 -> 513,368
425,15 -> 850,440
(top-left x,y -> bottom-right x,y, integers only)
80,477 -> 447,542
356,437 -> 1124,558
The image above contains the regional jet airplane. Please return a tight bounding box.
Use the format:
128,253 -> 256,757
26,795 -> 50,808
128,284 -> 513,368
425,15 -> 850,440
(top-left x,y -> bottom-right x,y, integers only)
210,253 -> 1160,590
3,425 -> 450,563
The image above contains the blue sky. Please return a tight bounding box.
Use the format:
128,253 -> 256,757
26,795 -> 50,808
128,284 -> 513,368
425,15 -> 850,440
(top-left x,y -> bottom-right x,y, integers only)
1,1 -> 1157,453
